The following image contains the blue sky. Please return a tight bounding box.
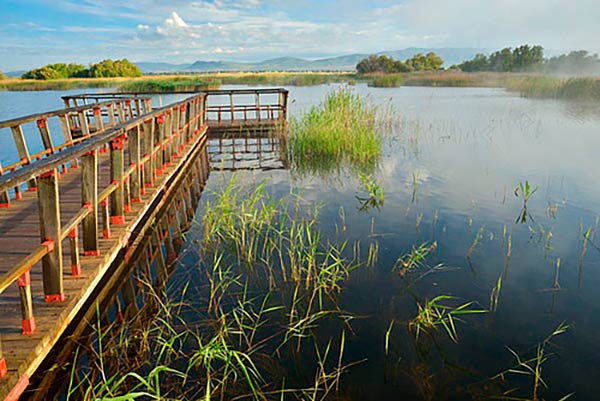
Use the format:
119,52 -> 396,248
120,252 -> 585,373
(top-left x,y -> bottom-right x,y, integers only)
1,0 -> 599,71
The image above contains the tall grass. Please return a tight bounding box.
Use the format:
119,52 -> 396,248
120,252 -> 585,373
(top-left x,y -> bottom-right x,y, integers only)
289,87 -> 385,173
118,77 -> 220,93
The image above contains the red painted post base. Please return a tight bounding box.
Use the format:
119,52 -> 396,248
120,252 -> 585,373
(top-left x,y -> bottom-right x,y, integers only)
0,357 -> 7,378
84,250 -> 100,257
103,229 -> 111,239
0,203 -> 10,208
131,198 -> 142,203
22,318 -> 36,335
44,293 -> 65,303
71,263 -> 82,277
5,374 -> 29,401
111,215 -> 125,225
15,192 -> 23,201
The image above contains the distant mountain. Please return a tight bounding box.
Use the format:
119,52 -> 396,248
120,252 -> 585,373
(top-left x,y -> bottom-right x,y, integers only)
134,47 -> 487,73
4,70 -> 26,77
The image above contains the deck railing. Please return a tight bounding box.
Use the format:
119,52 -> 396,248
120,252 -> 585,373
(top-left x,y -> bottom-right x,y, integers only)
0,93 -> 206,363
204,89 -> 289,127
0,96 -> 151,206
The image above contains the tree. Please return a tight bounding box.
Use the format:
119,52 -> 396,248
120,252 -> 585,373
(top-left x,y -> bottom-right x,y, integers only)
457,53 -> 489,72
356,55 -> 412,74
489,48 -> 514,72
545,50 -> 600,74
21,63 -> 86,80
425,52 -> 444,70
512,45 -> 544,71
87,59 -> 142,78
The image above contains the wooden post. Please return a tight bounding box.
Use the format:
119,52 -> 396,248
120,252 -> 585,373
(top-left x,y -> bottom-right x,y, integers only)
93,107 -> 104,132
18,270 -> 36,334
110,134 -> 126,225
0,335 -> 6,378
69,227 -> 81,277
36,118 -> 54,154
81,150 -> 99,255
37,168 -> 64,302
129,126 -> 141,203
10,125 -> 37,191
256,92 -> 261,121
107,103 -> 117,126
0,163 -> 10,208
117,101 -> 126,122
143,119 -> 155,190
156,116 -> 165,176
77,111 -> 90,138
230,93 -> 235,123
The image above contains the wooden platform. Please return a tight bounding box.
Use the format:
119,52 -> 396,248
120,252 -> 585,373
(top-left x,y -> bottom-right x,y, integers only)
206,118 -> 287,136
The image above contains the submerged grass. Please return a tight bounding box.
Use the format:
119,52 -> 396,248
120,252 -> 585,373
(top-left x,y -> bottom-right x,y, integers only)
289,87 -> 386,174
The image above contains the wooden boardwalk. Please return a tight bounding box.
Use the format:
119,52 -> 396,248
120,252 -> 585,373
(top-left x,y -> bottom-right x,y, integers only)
0,89 -> 288,400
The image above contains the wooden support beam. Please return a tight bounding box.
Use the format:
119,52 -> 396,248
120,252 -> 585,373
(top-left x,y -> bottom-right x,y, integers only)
81,150 -> 99,255
110,135 -> 125,225
120,275 -> 139,319
37,168 -> 64,302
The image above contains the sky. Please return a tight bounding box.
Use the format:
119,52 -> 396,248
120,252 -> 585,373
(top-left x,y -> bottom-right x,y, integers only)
1,0 -> 600,71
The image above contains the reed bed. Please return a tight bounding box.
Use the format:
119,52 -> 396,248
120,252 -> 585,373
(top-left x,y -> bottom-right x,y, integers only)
118,77 -> 220,93
288,87 -> 386,174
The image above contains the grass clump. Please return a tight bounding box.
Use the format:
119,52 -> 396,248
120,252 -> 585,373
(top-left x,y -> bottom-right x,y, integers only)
289,87 -> 384,173
369,74 -> 403,88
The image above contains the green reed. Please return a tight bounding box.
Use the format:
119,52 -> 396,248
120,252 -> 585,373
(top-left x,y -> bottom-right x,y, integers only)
289,87 -> 385,174
409,295 -> 487,343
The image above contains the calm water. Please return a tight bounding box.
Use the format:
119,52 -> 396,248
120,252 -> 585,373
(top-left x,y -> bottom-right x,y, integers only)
4,85 -> 600,399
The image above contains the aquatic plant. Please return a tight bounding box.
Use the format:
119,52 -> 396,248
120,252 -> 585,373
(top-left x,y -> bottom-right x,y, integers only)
409,295 -> 487,343
356,172 -> 385,211
489,275 -> 503,312
491,321 -> 572,401
515,180 -> 538,224
394,241 -> 439,278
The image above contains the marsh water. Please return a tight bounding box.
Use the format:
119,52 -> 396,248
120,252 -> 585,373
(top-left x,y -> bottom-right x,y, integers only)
3,85 -> 600,399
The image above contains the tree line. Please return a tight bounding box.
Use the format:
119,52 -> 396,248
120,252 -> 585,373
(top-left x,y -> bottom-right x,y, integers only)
456,45 -> 600,74
356,52 -> 444,74
21,59 -> 142,80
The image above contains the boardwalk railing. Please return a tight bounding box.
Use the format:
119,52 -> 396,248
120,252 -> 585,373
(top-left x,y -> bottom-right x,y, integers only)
0,93 -> 207,377
0,96 -> 151,206
204,89 -> 288,127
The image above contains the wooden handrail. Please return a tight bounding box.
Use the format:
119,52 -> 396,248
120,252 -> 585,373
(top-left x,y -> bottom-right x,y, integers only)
0,95 -> 201,193
0,97 -> 150,130
0,245 -> 48,294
